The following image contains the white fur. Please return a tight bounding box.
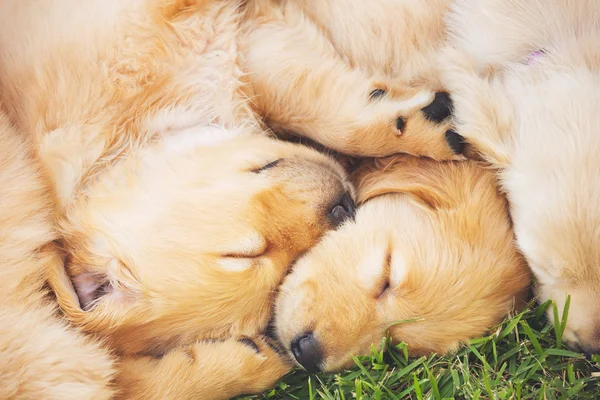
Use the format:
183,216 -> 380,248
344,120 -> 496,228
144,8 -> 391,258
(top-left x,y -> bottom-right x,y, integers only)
163,125 -> 244,153
442,0 -> 600,352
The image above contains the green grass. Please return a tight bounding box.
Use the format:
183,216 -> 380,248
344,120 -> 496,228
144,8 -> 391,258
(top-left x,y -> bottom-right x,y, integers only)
240,299 -> 600,399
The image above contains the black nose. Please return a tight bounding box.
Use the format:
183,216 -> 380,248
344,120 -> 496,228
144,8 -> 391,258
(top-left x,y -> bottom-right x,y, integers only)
328,192 -> 356,228
581,343 -> 600,359
421,92 -> 453,123
290,332 -> 322,372
445,129 -> 466,155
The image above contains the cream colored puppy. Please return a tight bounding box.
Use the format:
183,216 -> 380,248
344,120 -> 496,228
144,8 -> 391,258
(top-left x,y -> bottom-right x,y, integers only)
274,156 -> 531,372
440,0 -> 600,354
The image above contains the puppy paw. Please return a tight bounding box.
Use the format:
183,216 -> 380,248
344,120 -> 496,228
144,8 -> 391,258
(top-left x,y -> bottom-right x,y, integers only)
189,336 -> 292,396
118,336 -> 291,400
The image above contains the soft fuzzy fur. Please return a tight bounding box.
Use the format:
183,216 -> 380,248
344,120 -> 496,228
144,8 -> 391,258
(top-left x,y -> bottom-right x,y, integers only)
0,0 -> 355,398
240,0 -> 463,159
275,156 -> 531,372
440,0 -> 600,353
0,108 -> 115,399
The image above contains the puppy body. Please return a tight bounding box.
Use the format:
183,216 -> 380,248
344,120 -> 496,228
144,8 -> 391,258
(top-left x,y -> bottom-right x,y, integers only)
0,0 -> 255,208
0,109 -> 115,399
241,0 -> 459,159
441,0 -> 600,352
275,156 -> 531,371
0,0 -> 354,397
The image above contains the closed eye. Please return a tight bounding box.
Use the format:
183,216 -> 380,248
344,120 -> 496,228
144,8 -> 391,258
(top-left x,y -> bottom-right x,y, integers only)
252,159 -> 282,173
369,88 -> 387,100
375,250 -> 392,299
218,248 -> 267,272
221,241 -> 269,259
222,247 -> 267,259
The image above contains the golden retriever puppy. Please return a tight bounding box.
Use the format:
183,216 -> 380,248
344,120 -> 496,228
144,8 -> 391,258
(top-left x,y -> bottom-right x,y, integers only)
0,0 -> 354,398
440,0 -> 600,354
241,0 -> 461,159
0,109 -> 115,400
274,156 -> 531,372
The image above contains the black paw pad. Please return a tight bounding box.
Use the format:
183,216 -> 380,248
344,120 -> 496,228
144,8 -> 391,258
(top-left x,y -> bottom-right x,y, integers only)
238,337 -> 260,353
396,117 -> 406,132
445,130 -> 466,155
421,92 -> 453,123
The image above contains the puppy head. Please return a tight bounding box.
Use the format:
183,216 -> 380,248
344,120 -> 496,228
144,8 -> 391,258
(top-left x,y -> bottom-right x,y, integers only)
442,54 -> 600,354
48,130 -> 354,355
274,156 -> 530,372
507,161 -> 600,355
505,68 -> 600,355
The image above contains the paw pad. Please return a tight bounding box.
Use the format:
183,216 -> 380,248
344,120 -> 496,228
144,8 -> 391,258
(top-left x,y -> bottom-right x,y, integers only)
422,92 -> 453,123
445,130 -> 466,155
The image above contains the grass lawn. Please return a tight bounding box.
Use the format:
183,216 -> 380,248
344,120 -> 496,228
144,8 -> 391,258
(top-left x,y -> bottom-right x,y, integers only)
240,299 -> 600,399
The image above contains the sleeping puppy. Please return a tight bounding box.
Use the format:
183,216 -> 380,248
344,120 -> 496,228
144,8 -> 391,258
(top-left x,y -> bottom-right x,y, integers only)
241,0 -> 460,159
0,0 -> 353,398
274,156 -> 531,372
440,0 -> 600,355
51,132 -> 354,399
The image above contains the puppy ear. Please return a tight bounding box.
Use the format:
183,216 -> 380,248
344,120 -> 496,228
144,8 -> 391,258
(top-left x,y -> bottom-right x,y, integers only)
69,258 -> 142,311
49,251 -> 141,316
352,156 -> 452,211
71,271 -> 112,311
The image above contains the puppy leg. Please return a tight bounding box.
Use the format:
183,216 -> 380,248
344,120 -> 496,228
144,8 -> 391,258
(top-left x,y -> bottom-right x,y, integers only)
438,47 -> 514,165
0,303 -> 115,400
118,336 -> 291,400
242,8 -> 460,160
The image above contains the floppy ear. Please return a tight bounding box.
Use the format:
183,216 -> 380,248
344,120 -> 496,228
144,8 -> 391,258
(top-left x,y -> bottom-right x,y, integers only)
352,156 -> 453,211
48,250 -> 142,319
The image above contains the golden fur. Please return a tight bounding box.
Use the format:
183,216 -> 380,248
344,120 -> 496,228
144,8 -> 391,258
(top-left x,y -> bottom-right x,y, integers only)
274,156 -> 531,371
0,0 -> 354,398
240,0 -> 462,159
0,108 -> 115,399
440,0 -> 600,353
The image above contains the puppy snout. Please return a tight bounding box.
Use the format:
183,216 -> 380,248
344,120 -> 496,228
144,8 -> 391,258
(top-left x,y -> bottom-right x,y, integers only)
290,332 -> 322,372
328,192 -> 356,228
421,92 -> 453,123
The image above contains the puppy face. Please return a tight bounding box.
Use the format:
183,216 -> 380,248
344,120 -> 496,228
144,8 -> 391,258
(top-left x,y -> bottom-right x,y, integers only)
49,131 -> 354,355
275,156 -> 530,372
504,140 -> 600,355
